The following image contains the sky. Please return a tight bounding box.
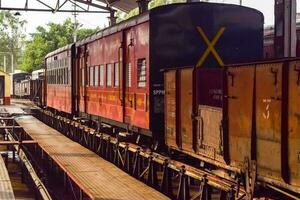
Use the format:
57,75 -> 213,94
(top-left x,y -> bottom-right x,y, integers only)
2,0 -> 300,36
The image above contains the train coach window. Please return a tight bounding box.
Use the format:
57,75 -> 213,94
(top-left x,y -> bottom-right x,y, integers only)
62,68 -> 65,84
53,70 -> 55,84
66,68 -> 69,85
114,63 -> 119,87
59,69 -> 61,84
95,66 -> 99,86
61,69 -> 63,84
89,66 -> 94,86
100,65 -> 104,86
56,69 -> 59,84
127,63 -> 132,87
106,64 -> 112,87
60,68 -> 62,84
137,58 -> 146,87
81,68 -> 85,86
63,68 -> 66,84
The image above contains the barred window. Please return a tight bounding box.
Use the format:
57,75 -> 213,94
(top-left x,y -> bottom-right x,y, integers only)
60,69 -> 63,84
66,68 -> 69,85
137,59 -> 146,87
62,68 -> 64,84
89,66 -> 94,86
81,68 -> 85,86
114,63 -> 119,87
100,65 -> 104,86
94,66 -> 99,86
59,69 -> 62,84
127,63 -> 131,87
55,69 -> 57,84
106,64 -> 112,87
52,70 -> 54,84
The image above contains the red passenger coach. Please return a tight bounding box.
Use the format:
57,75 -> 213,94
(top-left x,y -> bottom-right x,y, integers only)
45,45 -> 75,114
76,18 -> 150,134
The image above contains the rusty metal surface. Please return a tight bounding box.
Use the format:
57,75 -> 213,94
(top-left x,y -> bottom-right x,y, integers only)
179,68 -> 193,152
227,66 -> 255,167
197,105 -> 223,162
0,156 -> 15,200
164,70 -> 177,148
15,115 -> 169,200
288,60 -> 300,187
255,62 -> 283,182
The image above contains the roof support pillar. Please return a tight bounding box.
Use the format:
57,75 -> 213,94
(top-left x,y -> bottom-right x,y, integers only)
108,9 -> 117,26
136,0 -> 149,14
274,0 -> 297,57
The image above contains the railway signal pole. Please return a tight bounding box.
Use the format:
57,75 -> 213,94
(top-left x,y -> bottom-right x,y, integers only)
274,0 -> 297,57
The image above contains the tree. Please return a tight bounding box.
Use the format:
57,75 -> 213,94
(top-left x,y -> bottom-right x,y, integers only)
21,18 -> 99,72
0,11 -> 26,73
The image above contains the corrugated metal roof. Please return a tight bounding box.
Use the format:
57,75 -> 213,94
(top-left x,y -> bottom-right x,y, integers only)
96,0 -> 141,12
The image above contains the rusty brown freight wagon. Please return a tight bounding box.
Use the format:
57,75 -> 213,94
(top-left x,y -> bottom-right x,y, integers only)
164,58 -> 300,195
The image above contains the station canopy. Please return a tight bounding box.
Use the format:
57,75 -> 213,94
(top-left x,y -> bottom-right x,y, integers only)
0,0 -> 145,13
99,0 -> 139,12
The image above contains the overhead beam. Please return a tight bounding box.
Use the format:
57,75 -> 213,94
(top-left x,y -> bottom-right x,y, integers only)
73,0 -> 112,11
36,0 -> 55,11
0,7 -> 109,13
0,0 -> 112,13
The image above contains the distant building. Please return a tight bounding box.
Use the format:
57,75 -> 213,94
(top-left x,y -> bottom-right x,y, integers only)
0,70 -> 11,105
32,69 -> 45,80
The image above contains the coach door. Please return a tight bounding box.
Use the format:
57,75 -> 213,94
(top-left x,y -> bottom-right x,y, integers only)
123,25 -> 149,130
78,45 -> 88,114
124,29 -> 134,125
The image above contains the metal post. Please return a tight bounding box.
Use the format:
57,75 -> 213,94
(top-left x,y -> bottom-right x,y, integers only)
274,0 -> 297,57
108,9 -> 117,26
160,159 -> 173,197
177,166 -> 190,200
136,0 -> 149,14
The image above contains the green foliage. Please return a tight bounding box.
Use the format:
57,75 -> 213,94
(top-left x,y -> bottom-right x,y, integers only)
21,18 -> 99,72
0,11 -> 26,73
116,0 -> 186,22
